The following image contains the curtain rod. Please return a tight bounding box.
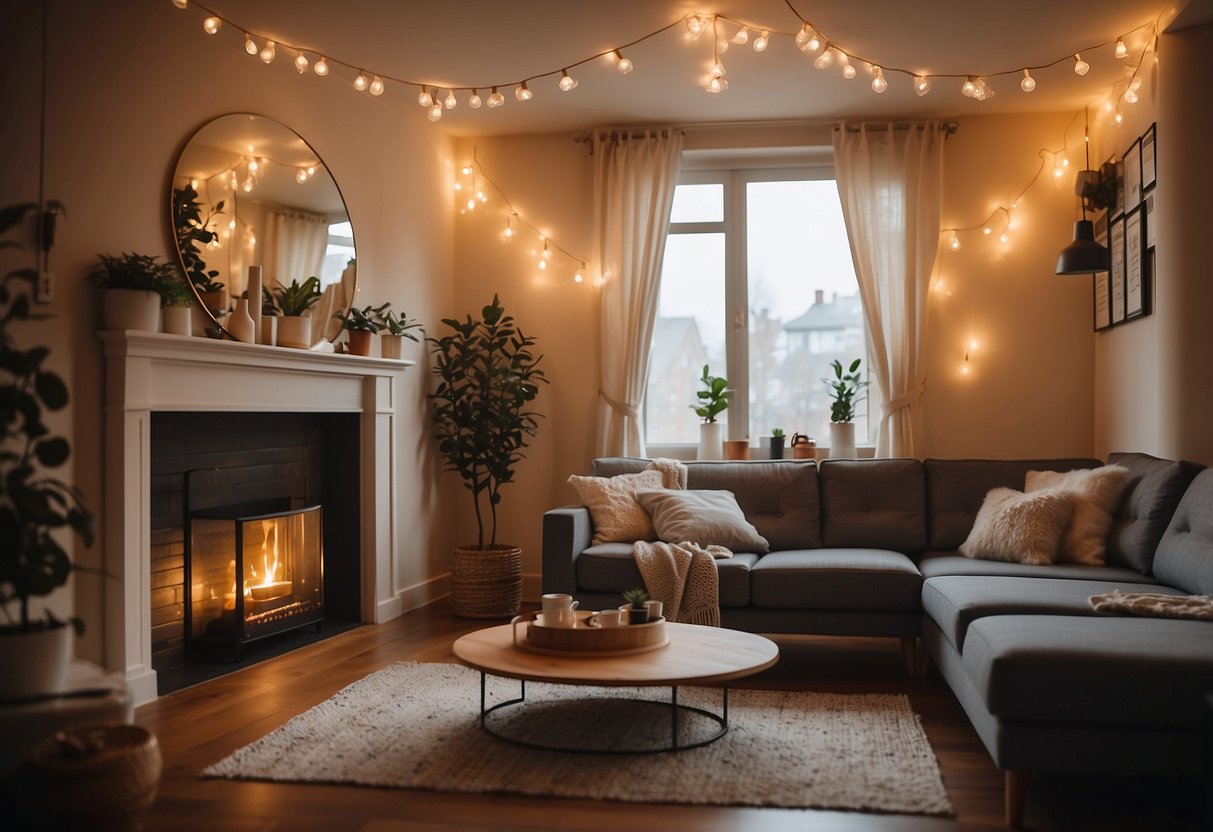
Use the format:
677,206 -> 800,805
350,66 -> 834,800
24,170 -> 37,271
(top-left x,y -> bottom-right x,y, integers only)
574,120 -> 958,144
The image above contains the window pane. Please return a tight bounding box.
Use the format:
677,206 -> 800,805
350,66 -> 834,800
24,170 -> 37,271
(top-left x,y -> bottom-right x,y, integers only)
645,233 -> 726,445
745,180 -> 868,445
669,184 -> 724,223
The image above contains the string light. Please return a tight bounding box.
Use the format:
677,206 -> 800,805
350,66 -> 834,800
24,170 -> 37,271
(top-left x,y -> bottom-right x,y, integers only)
428,103 -> 443,121
313,56 -> 329,76
418,86 -> 432,107
353,71 -> 369,92
913,75 -> 929,96
1073,53 -> 1090,75
294,51 -> 308,73
444,89 -> 457,109
201,16 -> 220,34
369,75 -> 385,96
171,0 -> 189,8
840,53 -> 856,79
1115,38 -> 1128,59
1020,69 -> 1036,92
243,33 -> 257,55
559,69 -> 578,91
258,40 -> 275,64
731,27 -> 749,45
515,81 -> 532,101
487,87 -> 504,108
614,49 -> 633,74
870,66 -> 887,94
468,89 -> 482,108
752,30 -> 769,52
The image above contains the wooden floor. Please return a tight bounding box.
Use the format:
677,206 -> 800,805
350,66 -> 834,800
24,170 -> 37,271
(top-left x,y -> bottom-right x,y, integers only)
135,604 -> 1204,832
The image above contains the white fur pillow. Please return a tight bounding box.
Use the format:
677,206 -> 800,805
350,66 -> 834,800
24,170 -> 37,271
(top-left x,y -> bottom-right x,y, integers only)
959,488 -> 1075,565
569,470 -> 666,544
635,489 -> 769,554
1025,465 -> 1131,566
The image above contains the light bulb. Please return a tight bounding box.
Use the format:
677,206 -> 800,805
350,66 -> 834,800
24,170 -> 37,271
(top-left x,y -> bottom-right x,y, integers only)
244,34 -> 258,55
1128,76 -> 1143,92
453,181 -> 462,191
814,47 -> 834,69
843,62 -> 857,80
542,242 -> 551,258
202,16 -> 220,34
243,178 -> 254,193
353,72 -> 369,92
296,169 -> 309,184
794,24 -> 814,51
466,198 -> 476,211
686,15 -> 707,37
418,86 -> 432,107
871,66 -> 887,94
983,226 -> 992,235
718,40 -> 729,54
189,178 -> 199,189
488,87 -> 505,108
913,75 -> 929,95
294,52 -> 309,73
460,165 -> 473,175
369,75 -> 384,96
515,82 -> 532,101
1073,53 -> 1089,76
574,271 -> 584,283
1123,87 -> 1139,104
962,76 -> 976,97
753,31 -> 769,52
306,165 -> 315,175
469,90 -> 482,108
1020,69 -> 1036,92
949,233 -> 961,251
259,41 -> 276,64
1114,110 -> 1124,125
999,231 -> 1009,244
247,157 -> 259,173
732,28 -> 749,45
705,73 -> 727,93
477,191 -> 487,203
559,69 -> 578,91
614,50 -> 633,74
1115,38 -> 1128,59
314,57 -> 329,76
427,103 -> 443,122
172,0 -> 188,8
444,90 -> 457,109
503,216 -> 514,239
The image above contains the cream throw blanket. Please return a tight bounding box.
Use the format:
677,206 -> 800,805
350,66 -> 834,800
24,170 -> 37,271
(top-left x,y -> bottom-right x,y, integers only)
632,540 -> 731,627
1089,590 -> 1213,621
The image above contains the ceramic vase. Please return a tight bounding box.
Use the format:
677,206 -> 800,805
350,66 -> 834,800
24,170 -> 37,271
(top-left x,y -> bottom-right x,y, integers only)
259,315 -> 277,346
829,422 -> 857,459
246,266 -> 263,343
278,315 -> 311,349
697,422 -> 723,460
161,305 -> 192,336
227,297 -> 256,344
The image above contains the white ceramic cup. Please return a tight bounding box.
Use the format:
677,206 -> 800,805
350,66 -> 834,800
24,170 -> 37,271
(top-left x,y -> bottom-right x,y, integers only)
587,609 -> 623,628
541,593 -> 578,628
645,600 -> 664,621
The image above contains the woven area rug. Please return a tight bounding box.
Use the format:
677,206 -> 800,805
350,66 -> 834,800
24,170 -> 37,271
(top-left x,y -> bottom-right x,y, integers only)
203,661 -> 952,816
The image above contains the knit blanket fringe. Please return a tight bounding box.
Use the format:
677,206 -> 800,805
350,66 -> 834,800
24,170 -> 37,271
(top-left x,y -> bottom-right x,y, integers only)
632,540 -> 730,627
1088,589 -> 1213,621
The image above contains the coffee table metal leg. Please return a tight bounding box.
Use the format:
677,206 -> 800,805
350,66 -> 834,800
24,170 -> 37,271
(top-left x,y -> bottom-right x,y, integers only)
480,671 -> 526,730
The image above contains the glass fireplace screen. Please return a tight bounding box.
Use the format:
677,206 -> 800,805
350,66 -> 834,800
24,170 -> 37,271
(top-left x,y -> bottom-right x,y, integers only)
186,498 -> 324,656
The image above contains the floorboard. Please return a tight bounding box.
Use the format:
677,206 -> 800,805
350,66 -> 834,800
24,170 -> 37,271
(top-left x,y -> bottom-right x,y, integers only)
134,604 -> 1205,831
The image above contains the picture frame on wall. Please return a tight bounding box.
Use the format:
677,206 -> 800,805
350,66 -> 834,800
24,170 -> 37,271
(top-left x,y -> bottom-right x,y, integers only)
1145,191 -> 1157,250
1124,138 -> 1143,211
1093,209 -> 1112,331
1142,123 -> 1157,191
1124,207 -> 1147,321
1109,155 -> 1125,219
1110,215 -> 1126,324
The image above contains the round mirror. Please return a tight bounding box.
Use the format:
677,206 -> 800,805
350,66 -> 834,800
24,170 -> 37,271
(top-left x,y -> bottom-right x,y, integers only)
170,113 -> 355,346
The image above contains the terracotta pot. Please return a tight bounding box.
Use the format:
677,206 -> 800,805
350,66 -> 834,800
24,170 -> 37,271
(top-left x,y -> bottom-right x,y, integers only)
723,439 -> 750,460
347,329 -> 373,356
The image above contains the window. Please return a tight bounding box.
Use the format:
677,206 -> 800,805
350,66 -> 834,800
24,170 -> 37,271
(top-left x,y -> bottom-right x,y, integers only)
319,220 -> 355,287
644,166 -> 870,448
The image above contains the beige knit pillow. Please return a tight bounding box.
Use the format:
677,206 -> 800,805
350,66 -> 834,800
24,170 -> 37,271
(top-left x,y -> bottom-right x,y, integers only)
1025,465 -> 1131,566
959,488 -> 1075,565
635,489 -> 769,554
569,470 -> 666,544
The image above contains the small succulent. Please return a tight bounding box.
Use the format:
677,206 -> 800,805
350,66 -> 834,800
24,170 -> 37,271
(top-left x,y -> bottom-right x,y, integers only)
622,587 -> 650,609
771,427 -> 786,439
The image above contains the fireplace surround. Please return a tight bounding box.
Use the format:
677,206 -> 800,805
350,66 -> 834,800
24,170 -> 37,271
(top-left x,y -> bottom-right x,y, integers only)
101,331 -> 412,705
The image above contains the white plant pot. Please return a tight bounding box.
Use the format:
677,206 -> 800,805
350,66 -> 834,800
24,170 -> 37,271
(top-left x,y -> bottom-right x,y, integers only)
697,422 -> 723,460
162,305 -> 192,336
381,333 -> 403,359
829,422 -> 857,459
259,315 -> 278,346
102,289 -> 160,332
0,624 -> 72,701
278,315 -> 312,349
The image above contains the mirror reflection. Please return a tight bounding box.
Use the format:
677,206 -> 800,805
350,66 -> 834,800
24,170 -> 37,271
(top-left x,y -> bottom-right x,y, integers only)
170,113 -> 355,345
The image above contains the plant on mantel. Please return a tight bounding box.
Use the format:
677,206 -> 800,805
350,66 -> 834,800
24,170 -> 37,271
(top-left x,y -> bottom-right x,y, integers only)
334,303 -> 385,356
0,203 -> 96,697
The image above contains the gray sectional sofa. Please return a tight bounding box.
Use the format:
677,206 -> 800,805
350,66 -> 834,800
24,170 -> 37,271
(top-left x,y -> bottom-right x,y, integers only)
541,452 -> 1211,825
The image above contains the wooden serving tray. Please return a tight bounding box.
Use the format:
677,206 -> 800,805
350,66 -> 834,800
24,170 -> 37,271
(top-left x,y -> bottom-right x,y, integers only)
511,610 -> 669,657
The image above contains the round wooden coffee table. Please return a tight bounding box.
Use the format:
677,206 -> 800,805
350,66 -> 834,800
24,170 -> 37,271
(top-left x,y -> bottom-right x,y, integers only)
452,622 -> 779,754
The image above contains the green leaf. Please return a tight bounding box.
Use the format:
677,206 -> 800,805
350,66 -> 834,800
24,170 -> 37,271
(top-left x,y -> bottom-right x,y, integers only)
35,370 -> 68,410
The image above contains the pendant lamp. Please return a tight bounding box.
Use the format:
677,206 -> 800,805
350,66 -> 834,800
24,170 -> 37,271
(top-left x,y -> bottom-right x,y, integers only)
1056,109 -> 1111,275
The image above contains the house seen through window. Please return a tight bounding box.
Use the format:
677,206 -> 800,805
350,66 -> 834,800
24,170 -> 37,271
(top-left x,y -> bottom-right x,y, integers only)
644,168 -> 870,449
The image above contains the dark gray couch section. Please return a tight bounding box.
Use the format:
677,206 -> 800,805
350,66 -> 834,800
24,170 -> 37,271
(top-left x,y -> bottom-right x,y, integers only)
917,553 -> 1160,583
1106,452 -> 1205,574
750,549 -> 922,611
819,458 -> 926,551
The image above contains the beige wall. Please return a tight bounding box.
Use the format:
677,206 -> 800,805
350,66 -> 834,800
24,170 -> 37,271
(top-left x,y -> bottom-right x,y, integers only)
1,0 -> 456,664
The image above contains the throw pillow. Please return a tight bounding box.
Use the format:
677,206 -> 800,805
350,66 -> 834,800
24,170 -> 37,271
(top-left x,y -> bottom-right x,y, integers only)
1025,465 -> 1131,566
958,487 -> 1076,565
635,489 -> 770,554
569,470 -> 666,544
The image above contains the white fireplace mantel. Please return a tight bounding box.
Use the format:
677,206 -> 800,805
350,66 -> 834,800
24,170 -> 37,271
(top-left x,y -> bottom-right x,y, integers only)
100,330 -> 413,705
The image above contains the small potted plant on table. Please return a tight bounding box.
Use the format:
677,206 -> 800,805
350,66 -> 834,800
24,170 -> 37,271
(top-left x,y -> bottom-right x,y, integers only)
89,252 -> 179,332
691,364 -> 731,460
769,427 -> 786,460
271,276 -> 322,349
824,358 -> 868,459
334,303 -> 386,356
620,588 -> 651,624
375,306 -> 423,360
158,272 -> 195,336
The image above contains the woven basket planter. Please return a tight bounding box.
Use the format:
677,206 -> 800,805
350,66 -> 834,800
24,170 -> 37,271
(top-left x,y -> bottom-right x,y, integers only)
450,545 -> 522,618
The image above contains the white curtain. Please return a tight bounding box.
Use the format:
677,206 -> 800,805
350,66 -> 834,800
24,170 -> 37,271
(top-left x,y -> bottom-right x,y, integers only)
262,209 -> 329,290
592,128 -> 684,457
832,123 -> 945,458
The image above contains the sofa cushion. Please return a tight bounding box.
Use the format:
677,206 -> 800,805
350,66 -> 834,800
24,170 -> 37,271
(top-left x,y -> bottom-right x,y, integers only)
819,459 -> 926,551
568,470 -> 665,544
958,488 -> 1075,565
576,542 -> 756,608
1024,465 -> 1132,566
924,458 -> 1100,551
635,489 -> 769,553
917,553 -> 1162,583
922,575 -> 1185,651
1152,468 -> 1213,595
962,615 -> 1213,730
1106,452 -> 1205,575
749,549 -> 922,611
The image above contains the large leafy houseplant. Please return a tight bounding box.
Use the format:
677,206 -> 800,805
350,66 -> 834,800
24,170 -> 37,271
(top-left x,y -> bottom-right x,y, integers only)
171,184 -> 224,293
428,295 -> 546,550
0,204 -> 94,637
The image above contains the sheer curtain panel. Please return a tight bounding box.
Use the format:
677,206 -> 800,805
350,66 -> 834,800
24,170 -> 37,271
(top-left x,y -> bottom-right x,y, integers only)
832,123 -> 945,457
592,128 -> 683,457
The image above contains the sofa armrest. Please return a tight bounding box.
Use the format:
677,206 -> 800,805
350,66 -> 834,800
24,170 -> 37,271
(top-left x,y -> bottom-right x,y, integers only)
542,506 -> 593,595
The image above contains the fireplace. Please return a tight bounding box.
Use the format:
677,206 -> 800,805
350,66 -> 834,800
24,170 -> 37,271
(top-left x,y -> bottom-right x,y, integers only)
187,499 -> 324,659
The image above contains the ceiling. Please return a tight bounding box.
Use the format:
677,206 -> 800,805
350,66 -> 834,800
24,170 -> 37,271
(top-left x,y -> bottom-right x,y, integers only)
186,0 -> 1202,136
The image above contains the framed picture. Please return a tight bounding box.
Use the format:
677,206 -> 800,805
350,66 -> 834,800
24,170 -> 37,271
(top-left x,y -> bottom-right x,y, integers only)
1110,155 -> 1125,219
1110,216 -> 1126,324
1123,138 -> 1142,210
1145,191 -> 1157,250
1093,210 -> 1111,331
1142,123 -> 1157,191
1124,207 -> 1147,320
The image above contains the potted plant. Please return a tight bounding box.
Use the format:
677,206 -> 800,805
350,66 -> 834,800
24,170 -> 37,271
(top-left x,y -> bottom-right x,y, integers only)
823,358 -> 868,459
333,303 -> 386,356
769,427 -> 786,460
158,272 -> 194,337
428,295 -> 546,618
374,305 -> 422,360
620,588 -> 650,624
271,276 -> 322,349
690,364 -> 731,460
88,252 -> 179,332
171,184 -> 225,315
1,203 -> 95,699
